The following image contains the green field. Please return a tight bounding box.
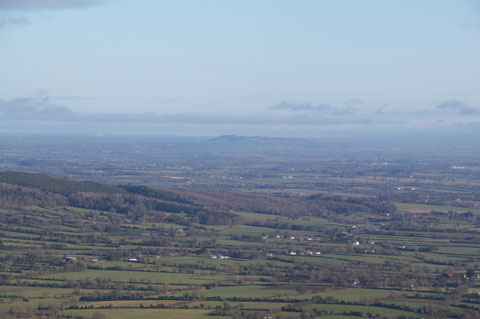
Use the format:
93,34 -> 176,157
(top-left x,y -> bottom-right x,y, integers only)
1,171 -> 480,318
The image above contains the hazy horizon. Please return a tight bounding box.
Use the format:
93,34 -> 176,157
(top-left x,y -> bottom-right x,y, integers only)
1,0 -> 479,137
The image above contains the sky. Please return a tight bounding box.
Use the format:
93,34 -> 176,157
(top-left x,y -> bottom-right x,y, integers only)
0,0 -> 479,137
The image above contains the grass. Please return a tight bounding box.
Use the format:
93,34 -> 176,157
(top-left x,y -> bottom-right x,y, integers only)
395,202 -> 480,214
311,288 -> 398,302
42,269 -> 210,284
1,190 -> 478,318
63,308 -> 229,319
202,285 -> 297,298
307,303 -> 418,317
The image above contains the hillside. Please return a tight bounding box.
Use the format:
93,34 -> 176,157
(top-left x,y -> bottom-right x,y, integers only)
0,171 -> 395,225
1,171 -> 480,319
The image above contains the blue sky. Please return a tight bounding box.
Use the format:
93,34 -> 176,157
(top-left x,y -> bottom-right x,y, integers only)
0,0 -> 479,136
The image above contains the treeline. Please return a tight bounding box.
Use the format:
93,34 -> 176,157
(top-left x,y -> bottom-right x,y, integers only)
0,173 -> 239,225
379,190 -> 480,209
176,189 -> 397,218
0,182 -> 67,208
0,171 -> 397,226
0,171 -> 123,196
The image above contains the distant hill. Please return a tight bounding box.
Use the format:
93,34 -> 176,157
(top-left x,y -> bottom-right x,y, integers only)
209,135 -> 307,143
